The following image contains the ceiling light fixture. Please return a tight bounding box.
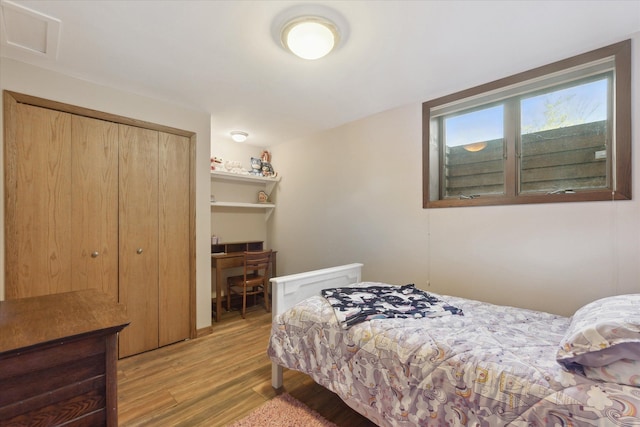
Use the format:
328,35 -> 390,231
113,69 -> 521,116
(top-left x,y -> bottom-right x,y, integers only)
230,131 -> 248,143
281,16 -> 340,60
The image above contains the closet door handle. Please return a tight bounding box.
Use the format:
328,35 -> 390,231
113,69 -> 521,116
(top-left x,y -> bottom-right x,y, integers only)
91,251 -> 99,258
136,248 -> 143,255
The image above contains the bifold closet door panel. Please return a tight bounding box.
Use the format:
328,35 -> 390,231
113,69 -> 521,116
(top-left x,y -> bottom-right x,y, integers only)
158,132 -> 191,346
5,104 -> 72,299
118,124 -> 159,358
70,115 -> 119,300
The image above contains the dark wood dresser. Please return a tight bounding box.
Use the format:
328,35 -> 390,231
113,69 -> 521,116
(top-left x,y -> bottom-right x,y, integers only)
0,290 -> 129,426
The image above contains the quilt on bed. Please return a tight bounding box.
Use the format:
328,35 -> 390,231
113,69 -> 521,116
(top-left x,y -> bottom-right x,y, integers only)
268,283 -> 640,427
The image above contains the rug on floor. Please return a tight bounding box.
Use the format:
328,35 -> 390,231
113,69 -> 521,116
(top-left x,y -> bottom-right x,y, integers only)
227,393 -> 339,427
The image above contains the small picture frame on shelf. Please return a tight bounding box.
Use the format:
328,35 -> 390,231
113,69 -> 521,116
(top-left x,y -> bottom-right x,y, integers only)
258,190 -> 269,203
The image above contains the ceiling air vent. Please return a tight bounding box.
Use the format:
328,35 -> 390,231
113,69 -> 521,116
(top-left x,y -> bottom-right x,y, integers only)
0,0 -> 61,60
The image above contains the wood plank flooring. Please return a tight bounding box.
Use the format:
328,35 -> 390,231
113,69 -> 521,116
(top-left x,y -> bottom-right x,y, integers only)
117,305 -> 377,426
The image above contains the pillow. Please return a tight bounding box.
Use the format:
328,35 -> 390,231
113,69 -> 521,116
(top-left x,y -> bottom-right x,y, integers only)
557,294 -> 640,369
583,359 -> 640,387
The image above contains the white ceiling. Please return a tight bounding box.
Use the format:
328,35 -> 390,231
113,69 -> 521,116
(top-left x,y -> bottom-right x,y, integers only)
1,0 -> 639,147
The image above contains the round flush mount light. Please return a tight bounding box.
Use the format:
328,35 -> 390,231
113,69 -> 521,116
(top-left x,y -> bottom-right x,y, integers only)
281,16 -> 340,60
230,131 -> 248,143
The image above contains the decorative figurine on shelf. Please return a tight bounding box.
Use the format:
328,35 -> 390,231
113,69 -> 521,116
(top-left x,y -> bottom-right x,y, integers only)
250,157 -> 262,176
224,160 -> 246,174
260,150 -> 276,177
210,156 -> 223,171
258,190 -> 269,203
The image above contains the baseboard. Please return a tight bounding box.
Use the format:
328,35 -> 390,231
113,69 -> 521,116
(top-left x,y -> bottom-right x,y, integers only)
196,325 -> 213,338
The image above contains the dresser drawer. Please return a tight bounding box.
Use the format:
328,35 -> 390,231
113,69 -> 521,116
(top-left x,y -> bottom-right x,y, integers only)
0,336 -> 108,425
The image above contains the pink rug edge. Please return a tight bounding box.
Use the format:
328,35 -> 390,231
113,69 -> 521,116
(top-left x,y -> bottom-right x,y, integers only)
227,392 -> 339,427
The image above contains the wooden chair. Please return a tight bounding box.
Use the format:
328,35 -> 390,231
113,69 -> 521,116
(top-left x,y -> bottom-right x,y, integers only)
226,250 -> 272,318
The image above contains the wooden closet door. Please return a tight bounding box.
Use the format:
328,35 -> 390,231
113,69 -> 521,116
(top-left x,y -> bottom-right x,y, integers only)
5,104 -> 72,299
70,115 -> 119,299
118,124 -> 159,358
158,132 -> 191,346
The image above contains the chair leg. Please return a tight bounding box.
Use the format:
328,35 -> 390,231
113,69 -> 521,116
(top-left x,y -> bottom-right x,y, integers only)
242,286 -> 247,319
226,281 -> 231,312
264,283 -> 270,313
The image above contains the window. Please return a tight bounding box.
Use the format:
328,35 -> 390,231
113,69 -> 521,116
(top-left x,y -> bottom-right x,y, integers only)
423,40 -> 631,208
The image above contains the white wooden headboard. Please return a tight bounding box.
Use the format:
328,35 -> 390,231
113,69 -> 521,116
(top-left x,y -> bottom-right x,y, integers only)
269,263 -> 363,388
269,263 -> 363,317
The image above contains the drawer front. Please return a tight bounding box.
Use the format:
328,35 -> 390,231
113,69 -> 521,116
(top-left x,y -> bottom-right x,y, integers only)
215,256 -> 244,269
0,335 -> 105,381
0,386 -> 106,427
0,336 -> 107,425
1,353 -> 105,406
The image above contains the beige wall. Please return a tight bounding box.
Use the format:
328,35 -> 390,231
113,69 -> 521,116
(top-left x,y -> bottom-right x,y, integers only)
0,58 -> 214,330
269,33 -> 640,317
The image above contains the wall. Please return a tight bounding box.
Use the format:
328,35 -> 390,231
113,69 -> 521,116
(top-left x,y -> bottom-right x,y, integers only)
0,58 -> 213,330
269,33 -> 640,317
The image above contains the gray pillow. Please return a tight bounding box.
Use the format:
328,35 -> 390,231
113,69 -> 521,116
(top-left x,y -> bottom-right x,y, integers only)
557,294 -> 640,369
583,359 -> 640,387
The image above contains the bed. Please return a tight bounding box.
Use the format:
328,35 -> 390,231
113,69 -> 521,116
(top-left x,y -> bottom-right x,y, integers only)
267,263 -> 640,426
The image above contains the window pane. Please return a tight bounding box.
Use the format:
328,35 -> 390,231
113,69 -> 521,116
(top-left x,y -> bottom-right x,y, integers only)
519,76 -> 610,194
443,105 -> 504,198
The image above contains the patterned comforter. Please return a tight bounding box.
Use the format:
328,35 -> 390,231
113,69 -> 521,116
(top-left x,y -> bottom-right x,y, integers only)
268,283 -> 640,426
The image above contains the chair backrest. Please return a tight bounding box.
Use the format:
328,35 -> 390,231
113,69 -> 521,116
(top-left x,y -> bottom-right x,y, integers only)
243,250 -> 272,278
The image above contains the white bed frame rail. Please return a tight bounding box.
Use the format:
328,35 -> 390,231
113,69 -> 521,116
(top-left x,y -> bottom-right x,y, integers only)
269,263 -> 363,388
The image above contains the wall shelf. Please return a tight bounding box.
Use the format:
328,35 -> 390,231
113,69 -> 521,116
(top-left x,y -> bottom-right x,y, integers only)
210,170 -> 280,182
210,170 -> 280,220
211,201 -> 275,209
210,170 -> 280,194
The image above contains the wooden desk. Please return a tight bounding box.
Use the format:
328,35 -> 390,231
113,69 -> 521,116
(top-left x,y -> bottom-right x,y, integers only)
0,290 -> 129,426
211,246 -> 277,322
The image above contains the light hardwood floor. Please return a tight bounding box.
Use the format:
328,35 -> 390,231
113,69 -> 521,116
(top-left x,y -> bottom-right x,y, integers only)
117,304 -> 377,426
